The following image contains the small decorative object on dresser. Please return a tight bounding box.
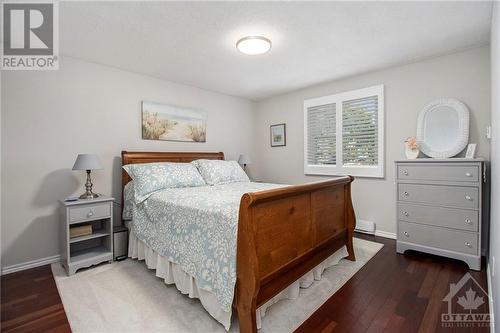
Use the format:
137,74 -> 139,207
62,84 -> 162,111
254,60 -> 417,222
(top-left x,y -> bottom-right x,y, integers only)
404,137 -> 419,159
72,154 -> 103,199
270,123 -> 286,147
395,159 -> 485,270
60,196 -> 114,275
466,144 -> 477,159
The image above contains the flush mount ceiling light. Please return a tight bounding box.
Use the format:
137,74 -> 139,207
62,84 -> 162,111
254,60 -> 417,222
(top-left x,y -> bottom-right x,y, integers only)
236,36 -> 272,55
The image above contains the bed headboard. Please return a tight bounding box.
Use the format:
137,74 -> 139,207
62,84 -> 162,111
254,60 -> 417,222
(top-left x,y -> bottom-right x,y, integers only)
120,151 -> 224,216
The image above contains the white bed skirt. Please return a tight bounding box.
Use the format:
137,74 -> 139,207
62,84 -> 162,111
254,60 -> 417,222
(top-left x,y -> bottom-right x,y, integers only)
128,229 -> 348,331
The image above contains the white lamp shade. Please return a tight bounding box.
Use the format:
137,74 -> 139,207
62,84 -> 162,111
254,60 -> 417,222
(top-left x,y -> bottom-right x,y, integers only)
238,154 -> 251,165
72,154 -> 103,170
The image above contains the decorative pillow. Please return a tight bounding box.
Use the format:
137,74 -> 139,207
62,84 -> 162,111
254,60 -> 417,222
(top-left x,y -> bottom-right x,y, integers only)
122,162 -> 206,203
122,181 -> 134,220
192,159 -> 250,185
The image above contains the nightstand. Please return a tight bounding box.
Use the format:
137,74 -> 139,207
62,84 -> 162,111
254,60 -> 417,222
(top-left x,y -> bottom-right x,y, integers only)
59,196 -> 114,275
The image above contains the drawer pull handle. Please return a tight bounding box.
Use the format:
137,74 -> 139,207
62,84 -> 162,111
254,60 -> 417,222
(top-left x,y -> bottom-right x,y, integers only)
465,172 -> 472,177
87,210 -> 94,218
465,218 -> 472,225
403,211 -> 409,217
404,231 -> 409,237
465,241 -> 472,248
403,170 -> 408,176
404,191 -> 409,197
465,195 -> 472,201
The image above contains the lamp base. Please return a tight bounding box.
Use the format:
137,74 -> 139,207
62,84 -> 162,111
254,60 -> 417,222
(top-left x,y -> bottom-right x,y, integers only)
79,169 -> 99,199
79,192 -> 100,199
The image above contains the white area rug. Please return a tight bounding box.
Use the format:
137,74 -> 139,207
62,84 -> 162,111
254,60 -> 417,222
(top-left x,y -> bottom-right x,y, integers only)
52,238 -> 383,333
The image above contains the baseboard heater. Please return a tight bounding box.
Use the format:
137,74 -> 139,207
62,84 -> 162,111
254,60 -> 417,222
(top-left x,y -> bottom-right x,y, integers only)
355,219 -> 375,234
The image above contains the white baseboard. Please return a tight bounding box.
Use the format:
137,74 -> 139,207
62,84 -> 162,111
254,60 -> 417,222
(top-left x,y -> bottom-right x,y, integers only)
1,254 -> 61,275
374,230 -> 397,239
487,262 -> 495,333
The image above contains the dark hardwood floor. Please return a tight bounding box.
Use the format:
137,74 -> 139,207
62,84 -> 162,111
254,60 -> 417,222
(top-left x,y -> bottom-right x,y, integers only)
1,265 -> 70,333
1,233 -> 490,333
296,234 -> 490,333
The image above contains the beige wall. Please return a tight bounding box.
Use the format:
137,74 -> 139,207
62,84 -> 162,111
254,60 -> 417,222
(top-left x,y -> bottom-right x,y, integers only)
1,47 -> 491,269
489,3 -> 499,328
253,47 -> 491,236
1,57 -> 256,268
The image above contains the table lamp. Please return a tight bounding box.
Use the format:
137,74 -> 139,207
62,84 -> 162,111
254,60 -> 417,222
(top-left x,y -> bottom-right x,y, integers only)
72,154 -> 103,199
238,154 -> 251,171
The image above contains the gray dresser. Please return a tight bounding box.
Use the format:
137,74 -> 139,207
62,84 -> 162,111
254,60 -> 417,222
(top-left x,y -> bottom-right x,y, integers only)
395,159 -> 485,270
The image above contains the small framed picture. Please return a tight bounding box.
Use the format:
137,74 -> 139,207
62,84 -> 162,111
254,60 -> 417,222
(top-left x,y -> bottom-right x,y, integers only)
270,123 -> 286,147
465,143 -> 477,159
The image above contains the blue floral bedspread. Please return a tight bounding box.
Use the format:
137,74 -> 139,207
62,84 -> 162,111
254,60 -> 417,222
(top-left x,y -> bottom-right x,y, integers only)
131,181 -> 286,312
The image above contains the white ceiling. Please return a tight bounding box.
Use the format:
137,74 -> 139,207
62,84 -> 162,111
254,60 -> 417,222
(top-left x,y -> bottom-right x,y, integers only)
60,1 -> 492,101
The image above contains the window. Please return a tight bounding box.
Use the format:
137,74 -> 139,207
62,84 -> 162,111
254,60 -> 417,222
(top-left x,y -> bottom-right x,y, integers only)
304,85 -> 384,178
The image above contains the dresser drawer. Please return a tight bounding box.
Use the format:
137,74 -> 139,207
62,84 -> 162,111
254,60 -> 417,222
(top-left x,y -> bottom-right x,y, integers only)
397,164 -> 479,182
398,184 -> 478,209
398,221 -> 478,255
69,203 -> 111,223
398,203 -> 478,232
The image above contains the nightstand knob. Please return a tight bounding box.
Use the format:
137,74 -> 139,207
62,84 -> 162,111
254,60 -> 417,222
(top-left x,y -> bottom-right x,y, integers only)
403,211 -> 409,217
404,231 -> 409,237
465,172 -> 472,177
465,195 -> 472,201
465,241 -> 472,248
87,210 -> 94,217
403,170 -> 408,176
404,191 -> 409,197
465,218 -> 472,225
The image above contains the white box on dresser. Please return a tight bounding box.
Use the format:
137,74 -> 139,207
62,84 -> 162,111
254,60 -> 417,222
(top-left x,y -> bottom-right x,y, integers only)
59,196 -> 114,275
395,158 -> 485,270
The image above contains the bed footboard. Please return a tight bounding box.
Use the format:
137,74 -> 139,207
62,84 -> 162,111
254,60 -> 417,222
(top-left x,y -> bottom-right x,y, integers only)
235,176 -> 356,333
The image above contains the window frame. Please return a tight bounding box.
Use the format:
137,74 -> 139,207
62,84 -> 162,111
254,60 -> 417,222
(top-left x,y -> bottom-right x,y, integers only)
303,84 -> 384,178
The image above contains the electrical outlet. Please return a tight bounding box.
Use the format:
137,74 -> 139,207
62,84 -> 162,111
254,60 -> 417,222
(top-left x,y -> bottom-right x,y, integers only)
486,125 -> 492,139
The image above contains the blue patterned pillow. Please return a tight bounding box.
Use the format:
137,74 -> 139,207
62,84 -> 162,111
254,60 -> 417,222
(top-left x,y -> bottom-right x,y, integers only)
123,162 -> 206,203
192,159 -> 250,185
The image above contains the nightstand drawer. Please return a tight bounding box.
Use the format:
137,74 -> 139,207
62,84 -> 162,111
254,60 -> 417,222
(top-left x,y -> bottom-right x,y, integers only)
69,203 -> 111,223
398,221 -> 478,255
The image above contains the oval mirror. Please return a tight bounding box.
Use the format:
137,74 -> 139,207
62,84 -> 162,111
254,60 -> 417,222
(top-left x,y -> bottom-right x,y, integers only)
416,99 -> 469,159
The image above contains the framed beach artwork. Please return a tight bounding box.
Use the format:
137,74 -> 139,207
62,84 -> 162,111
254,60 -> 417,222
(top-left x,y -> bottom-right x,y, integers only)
142,101 -> 207,142
270,123 -> 286,147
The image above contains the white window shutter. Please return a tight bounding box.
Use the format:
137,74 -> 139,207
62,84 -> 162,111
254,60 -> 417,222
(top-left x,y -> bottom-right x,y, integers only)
306,103 -> 336,165
304,84 -> 384,178
342,95 -> 379,166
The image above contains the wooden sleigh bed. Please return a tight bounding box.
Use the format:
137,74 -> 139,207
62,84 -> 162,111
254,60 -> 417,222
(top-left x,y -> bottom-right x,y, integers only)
121,151 -> 356,333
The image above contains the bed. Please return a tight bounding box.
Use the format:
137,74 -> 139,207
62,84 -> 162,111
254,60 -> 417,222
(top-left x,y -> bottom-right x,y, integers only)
121,151 -> 356,333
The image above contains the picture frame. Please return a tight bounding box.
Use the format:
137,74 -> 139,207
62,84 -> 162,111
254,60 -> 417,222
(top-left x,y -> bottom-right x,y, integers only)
270,123 -> 286,147
465,143 -> 477,159
141,101 -> 207,142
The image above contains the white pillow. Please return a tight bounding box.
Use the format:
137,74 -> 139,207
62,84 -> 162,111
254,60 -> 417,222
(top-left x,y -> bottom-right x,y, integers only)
192,159 -> 250,185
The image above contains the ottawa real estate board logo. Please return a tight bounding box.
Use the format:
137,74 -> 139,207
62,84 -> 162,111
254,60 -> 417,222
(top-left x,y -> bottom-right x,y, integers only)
441,272 -> 492,328
1,1 -> 59,70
